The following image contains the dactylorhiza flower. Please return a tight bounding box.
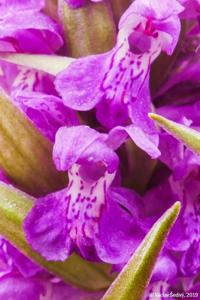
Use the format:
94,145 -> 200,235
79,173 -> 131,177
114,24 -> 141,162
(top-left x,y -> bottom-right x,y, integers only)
24,125 -> 145,263
55,0 -> 184,157
0,172 -> 102,300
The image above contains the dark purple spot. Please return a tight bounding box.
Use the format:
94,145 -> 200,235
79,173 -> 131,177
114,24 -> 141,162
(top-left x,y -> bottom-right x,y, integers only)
128,31 -> 151,55
79,162 -> 106,183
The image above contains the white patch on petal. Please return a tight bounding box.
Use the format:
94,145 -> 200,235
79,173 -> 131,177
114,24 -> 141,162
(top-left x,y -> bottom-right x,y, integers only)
101,16 -> 162,108
65,164 -> 115,243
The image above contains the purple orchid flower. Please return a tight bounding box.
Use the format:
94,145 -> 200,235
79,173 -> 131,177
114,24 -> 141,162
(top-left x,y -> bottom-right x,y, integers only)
55,0 -> 183,158
24,125 -> 145,263
0,0 -> 63,53
64,0 -> 102,9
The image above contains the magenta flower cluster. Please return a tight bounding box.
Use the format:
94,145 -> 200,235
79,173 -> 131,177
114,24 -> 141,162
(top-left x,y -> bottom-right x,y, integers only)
0,0 -> 199,299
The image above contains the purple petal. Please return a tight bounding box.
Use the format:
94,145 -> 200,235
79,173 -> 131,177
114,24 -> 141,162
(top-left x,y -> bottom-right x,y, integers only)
55,53 -> 108,111
24,189 -> 72,261
119,0 -> 183,24
0,275 -> 44,300
180,240 -> 200,276
107,124 -> 160,159
119,0 -> 183,55
6,242 -> 41,278
158,133 -> 184,170
8,67 -> 57,96
95,188 -> 145,264
96,100 -> 129,129
53,126 -> 118,172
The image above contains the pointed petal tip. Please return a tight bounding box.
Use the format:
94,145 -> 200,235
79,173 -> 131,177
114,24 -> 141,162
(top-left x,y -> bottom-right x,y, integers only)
149,113 -> 200,155
167,201 -> 181,221
171,201 -> 181,213
148,112 -> 163,122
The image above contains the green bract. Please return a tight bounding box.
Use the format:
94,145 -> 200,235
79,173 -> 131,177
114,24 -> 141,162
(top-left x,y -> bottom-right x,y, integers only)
0,90 -> 67,196
102,202 -> 181,300
150,113 -> 200,155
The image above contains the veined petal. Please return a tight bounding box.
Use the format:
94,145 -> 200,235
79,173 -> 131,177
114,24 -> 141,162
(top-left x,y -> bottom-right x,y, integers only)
65,165 -> 116,260
55,53 -> 107,111
96,187 -> 144,264
107,124 -> 160,159
24,164 -> 115,261
24,188 -> 72,261
56,0 -> 182,135
24,163 -> 143,263
53,126 -> 118,173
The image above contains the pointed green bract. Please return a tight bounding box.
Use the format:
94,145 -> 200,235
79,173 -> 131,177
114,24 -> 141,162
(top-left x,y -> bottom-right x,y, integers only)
149,113 -> 200,155
0,53 -> 74,75
0,182 -> 113,291
0,90 -> 67,196
102,202 -> 181,300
